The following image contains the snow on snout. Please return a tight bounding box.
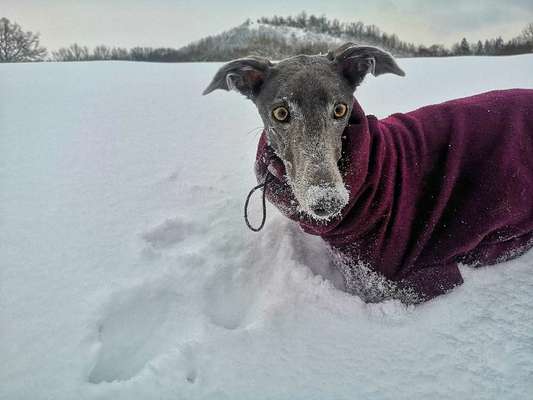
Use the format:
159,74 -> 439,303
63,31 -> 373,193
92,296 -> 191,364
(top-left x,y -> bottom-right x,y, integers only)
303,183 -> 349,220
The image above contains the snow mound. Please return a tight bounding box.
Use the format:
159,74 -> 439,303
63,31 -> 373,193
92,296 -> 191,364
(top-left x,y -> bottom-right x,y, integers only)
1,56 -> 533,399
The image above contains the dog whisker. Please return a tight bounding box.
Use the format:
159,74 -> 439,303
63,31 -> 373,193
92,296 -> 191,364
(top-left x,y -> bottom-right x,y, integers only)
245,126 -> 264,136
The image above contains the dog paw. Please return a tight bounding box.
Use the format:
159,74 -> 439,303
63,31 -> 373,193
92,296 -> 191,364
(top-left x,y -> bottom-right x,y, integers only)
88,287 -> 178,383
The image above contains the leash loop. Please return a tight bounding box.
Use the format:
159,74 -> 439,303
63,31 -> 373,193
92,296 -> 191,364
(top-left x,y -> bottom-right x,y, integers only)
244,174 -> 273,232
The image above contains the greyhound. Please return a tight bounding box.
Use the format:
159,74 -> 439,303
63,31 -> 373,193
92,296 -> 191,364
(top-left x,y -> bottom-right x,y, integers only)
203,43 -> 404,220
203,43 -> 533,303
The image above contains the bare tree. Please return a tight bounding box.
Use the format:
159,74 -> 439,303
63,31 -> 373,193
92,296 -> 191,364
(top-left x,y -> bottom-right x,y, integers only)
110,47 -> 129,60
52,43 -> 89,61
52,47 -> 75,61
93,45 -> 111,60
0,17 -> 47,62
521,23 -> 533,42
69,43 -> 89,60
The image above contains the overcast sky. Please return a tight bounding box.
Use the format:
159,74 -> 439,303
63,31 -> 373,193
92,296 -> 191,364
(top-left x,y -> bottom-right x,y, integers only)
4,0 -> 533,51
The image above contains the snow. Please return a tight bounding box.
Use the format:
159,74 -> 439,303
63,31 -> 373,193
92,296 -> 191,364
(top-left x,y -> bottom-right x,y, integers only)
300,182 -> 348,220
250,21 -> 344,46
1,55 -> 533,400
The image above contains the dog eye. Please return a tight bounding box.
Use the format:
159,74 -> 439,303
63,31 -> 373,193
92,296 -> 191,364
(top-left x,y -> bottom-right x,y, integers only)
272,106 -> 290,122
333,103 -> 348,119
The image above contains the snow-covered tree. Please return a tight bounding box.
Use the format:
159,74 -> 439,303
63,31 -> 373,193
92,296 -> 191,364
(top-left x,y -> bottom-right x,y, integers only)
460,38 -> 471,55
475,40 -> 484,55
494,37 -> 504,52
0,17 -> 47,62
453,38 -> 471,55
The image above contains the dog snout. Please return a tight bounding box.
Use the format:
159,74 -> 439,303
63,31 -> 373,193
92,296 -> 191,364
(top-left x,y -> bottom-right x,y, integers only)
309,197 -> 342,217
306,184 -> 348,219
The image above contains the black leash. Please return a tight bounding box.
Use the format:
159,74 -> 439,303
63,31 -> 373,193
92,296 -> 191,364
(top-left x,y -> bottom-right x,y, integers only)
244,173 -> 273,232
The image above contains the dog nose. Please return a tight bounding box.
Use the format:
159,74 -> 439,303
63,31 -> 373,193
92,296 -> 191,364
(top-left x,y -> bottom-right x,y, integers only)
307,186 -> 346,219
310,197 -> 343,217
310,199 -> 333,217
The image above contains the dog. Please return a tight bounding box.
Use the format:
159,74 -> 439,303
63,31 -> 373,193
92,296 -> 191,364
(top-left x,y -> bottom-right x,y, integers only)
204,43 -> 533,303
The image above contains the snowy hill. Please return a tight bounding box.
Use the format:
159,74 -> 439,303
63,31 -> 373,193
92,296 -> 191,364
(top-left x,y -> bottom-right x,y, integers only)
1,55 -> 533,399
176,20 -> 409,61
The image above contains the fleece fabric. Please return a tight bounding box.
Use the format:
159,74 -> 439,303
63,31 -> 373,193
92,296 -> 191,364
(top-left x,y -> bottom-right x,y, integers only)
255,89 -> 533,302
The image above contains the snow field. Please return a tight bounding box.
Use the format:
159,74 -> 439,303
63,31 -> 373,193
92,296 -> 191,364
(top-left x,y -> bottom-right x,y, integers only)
1,56 -> 533,399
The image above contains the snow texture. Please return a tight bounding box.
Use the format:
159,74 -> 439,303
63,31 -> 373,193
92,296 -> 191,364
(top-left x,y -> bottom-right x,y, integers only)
250,21 -> 345,47
300,182 -> 349,220
1,56 -> 533,400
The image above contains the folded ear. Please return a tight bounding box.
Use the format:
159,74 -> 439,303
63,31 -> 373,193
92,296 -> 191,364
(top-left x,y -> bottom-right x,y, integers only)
202,56 -> 273,99
329,43 -> 405,88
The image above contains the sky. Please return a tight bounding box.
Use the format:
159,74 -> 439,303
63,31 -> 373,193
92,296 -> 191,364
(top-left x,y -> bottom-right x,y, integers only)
3,0 -> 533,51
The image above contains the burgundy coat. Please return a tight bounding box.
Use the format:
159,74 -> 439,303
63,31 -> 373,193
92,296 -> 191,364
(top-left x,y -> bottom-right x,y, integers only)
255,89 -> 533,302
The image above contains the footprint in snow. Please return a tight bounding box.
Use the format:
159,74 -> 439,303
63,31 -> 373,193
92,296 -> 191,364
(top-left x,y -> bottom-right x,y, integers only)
88,287 -> 178,383
202,266 -> 257,330
180,342 -> 199,384
142,217 -> 201,249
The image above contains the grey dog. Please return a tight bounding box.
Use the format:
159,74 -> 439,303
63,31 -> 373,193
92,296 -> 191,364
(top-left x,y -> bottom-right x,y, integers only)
203,43 -> 405,221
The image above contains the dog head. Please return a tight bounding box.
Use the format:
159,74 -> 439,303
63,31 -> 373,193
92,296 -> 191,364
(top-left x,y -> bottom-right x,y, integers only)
204,43 -> 405,221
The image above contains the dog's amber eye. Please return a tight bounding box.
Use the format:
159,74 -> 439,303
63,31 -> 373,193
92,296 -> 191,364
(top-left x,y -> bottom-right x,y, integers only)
272,106 -> 290,122
333,103 -> 348,119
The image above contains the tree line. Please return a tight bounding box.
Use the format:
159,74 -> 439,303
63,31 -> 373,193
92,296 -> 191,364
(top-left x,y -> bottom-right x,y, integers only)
258,12 -> 533,57
50,43 -> 183,62
1,14 -> 532,63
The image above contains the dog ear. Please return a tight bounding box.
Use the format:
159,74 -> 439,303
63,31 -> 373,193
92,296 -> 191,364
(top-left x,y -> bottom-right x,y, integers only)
203,56 -> 273,99
329,43 -> 405,88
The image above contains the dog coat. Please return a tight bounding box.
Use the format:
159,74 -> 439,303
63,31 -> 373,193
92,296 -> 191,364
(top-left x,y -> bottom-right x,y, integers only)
255,89 -> 533,302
